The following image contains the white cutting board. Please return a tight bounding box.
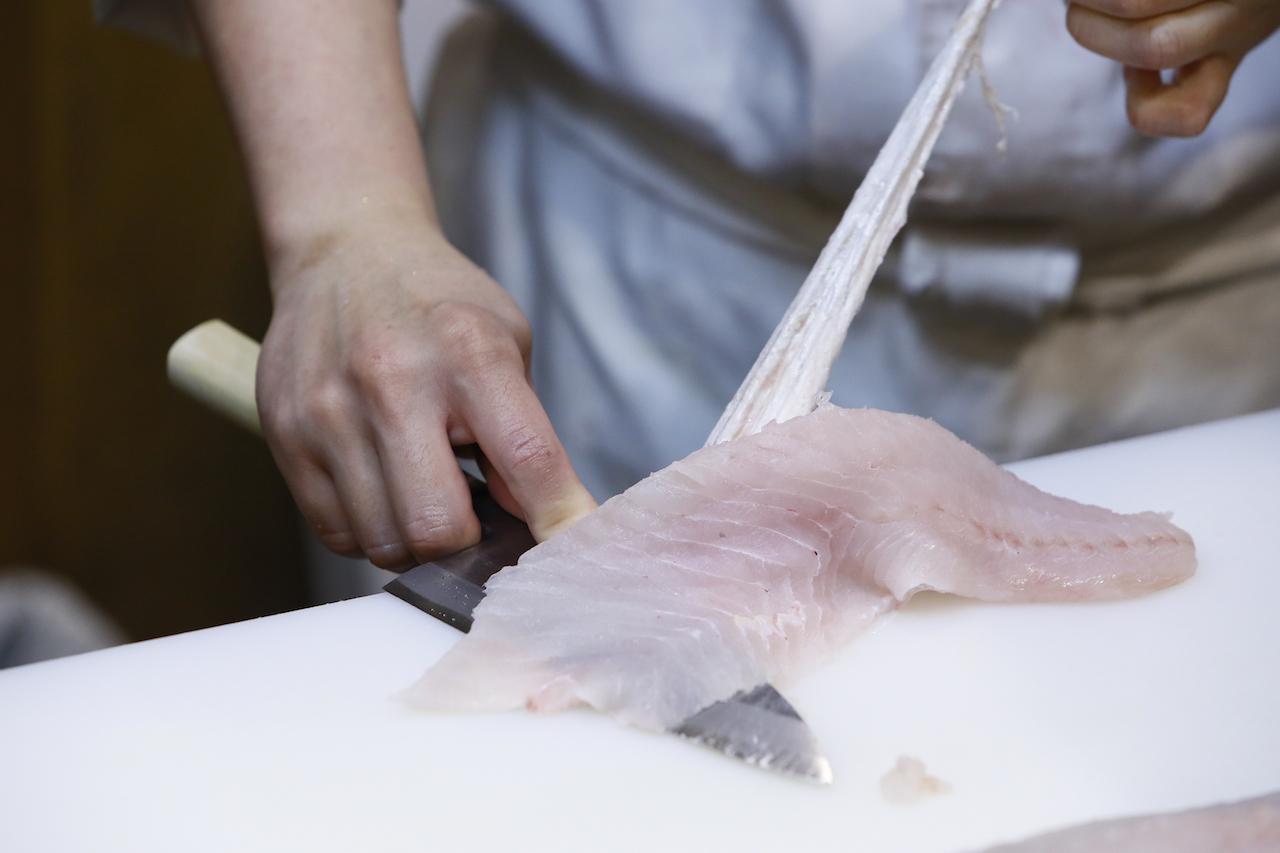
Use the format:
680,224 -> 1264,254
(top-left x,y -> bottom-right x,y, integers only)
2,411 -> 1278,852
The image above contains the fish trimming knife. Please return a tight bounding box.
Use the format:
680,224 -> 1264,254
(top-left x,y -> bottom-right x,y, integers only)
166,319 -> 833,784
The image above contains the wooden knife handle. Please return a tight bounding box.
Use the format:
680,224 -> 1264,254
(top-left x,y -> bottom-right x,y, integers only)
167,319 -> 262,434
168,318 -> 513,549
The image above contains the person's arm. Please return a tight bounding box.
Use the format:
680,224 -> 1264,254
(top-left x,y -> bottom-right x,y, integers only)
1066,0 -> 1280,137
190,0 -> 596,569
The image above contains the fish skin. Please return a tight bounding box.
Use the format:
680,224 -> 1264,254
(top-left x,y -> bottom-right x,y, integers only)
976,791 -> 1280,852
405,406 -> 1196,731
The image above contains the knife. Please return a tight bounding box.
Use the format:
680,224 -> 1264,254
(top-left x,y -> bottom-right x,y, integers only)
388,472 -> 833,784
167,319 -> 833,784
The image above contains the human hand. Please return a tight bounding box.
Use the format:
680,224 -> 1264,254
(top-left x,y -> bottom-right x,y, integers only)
258,211 -> 597,569
1067,1 -> 1280,136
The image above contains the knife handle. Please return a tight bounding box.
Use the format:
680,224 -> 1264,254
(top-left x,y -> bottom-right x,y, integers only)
167,320 -> 263,435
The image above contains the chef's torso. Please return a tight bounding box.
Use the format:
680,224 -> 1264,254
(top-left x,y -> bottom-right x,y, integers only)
428,0 -> 1280,494
96,0 -> 1280,492
485,0 -> 1280,230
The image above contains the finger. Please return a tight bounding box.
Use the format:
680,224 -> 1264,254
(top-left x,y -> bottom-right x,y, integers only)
261,402 -> 361,556
476,451 -> 524,522
446,422 -> 477,447
370,405 -> 482,564
325,436 -> 413,570
1124,53 -> 1236,136
274,452 -> 361,558
1069,0 -> 1201,21
452,365 -> 596,541
453,445 -> 525,533
1067,2 -> 1238,69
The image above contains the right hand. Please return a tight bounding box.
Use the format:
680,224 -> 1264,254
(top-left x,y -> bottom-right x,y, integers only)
1066,0 -> 1280,137
257,210 -> 597,570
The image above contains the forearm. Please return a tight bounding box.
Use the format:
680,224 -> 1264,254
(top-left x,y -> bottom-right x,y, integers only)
188,0 -> 594,562
189,0 -> 435,274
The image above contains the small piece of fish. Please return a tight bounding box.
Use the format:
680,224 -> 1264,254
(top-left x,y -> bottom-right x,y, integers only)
978,791 -> 1280,852
880,756 -> 952,805
407,406 -> 1195,732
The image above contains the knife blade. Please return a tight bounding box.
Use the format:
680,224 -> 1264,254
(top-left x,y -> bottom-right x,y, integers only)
164,320 -> 831,784
385,475 -> 832,784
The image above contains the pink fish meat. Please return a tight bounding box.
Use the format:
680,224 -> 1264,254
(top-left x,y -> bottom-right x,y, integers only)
407,406 -> 1195,731
979,791 -> 1280,852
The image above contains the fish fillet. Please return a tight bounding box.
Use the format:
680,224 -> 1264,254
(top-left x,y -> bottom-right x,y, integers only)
407,406 -> 1195,731
978,791 -> 1280,852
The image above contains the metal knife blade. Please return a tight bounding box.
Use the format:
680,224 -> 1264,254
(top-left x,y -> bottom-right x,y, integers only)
384,476 -> 833,784
674,684 -> 833,784
384,475 -> 535,632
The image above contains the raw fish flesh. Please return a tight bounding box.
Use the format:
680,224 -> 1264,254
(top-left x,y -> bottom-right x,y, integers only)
880,756 -> 951,804
978,791 -> 1280,852
407,406 -> 1195,731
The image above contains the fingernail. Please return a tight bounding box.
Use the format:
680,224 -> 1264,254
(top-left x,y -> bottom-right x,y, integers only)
318,531 -> 360,556
366,542 -> 413,570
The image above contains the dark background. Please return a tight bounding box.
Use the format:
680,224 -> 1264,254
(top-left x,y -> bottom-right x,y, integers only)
1,2 -> 307,642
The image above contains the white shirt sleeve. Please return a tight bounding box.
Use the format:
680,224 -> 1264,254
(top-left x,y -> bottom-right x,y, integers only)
94,0 -> 201,55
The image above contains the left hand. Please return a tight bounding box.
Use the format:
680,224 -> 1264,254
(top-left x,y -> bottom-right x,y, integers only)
1066,1 -> 1280,137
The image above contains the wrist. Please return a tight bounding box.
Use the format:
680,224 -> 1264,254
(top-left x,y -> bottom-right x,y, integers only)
263,193 -> 441,288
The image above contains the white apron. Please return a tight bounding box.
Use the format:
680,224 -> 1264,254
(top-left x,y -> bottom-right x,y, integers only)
428,2 -> 1280,498
98,0 -> 1280,501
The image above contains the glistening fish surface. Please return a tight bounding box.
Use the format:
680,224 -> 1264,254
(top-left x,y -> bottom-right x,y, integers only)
407,406 -> 1196,731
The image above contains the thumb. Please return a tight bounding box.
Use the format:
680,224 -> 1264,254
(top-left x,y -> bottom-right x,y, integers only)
477,449 -> 597,543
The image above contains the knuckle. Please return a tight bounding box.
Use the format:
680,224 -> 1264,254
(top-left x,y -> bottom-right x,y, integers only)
503,426 -> 563,481
433,304 -> 520,369
1135,21 -> 1182,68
509,315 -> 533,359
258,401 -> 294,444
349,343 -> 410,393
261,411 -> 315,468
257,373 -> 296,442
348,345 -> 418,420
301,382 -> 350,430
403,511 -> 479,560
